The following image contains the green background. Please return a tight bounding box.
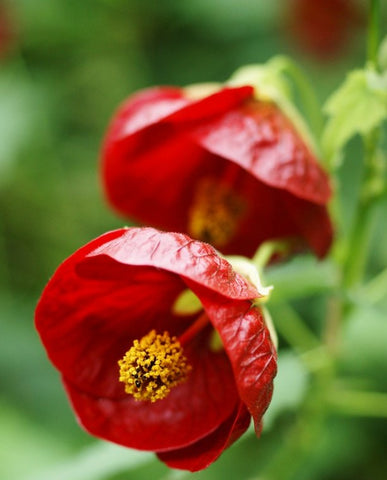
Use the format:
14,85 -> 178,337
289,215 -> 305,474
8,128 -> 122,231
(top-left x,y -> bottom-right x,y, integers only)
0,1 -> 386,479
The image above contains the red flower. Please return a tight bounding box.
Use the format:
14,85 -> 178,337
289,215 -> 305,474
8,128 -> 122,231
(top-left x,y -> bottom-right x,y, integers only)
101,85 -> 333,258
35,227 -> 277,471
286,0 -> 364,60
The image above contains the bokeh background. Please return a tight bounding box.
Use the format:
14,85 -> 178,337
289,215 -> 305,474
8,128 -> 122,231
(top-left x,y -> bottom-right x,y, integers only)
1,1 -> 386,479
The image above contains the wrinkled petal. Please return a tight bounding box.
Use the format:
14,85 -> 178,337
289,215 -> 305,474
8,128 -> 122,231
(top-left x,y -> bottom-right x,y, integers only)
188,283 -> 277,434
192,100 -> 331,204
83,227 -> 259,300
157,402 -> 251,471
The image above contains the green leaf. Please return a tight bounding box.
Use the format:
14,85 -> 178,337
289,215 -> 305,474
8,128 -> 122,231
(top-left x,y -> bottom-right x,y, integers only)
322,69 -> 387,165
227,58 -> 319,155
378,35 -> 387,71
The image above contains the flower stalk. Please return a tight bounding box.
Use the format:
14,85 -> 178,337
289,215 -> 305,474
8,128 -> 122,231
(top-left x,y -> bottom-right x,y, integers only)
271,55 -> 324,139
368,0 -> 381,69
342,128 -> 382,289
328,389 -> 387,418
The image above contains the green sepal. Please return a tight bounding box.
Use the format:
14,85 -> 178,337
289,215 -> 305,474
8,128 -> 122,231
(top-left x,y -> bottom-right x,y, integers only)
227,57 -> 319,156
172,289 -> 202,315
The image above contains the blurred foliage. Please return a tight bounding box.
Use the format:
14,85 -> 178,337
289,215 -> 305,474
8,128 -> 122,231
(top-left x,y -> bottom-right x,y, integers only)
0,1 -> 386,479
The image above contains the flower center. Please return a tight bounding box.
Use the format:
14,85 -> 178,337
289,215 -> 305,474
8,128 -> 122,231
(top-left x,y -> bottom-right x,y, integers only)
188,177 -> 245,247
118,330 -> 191,402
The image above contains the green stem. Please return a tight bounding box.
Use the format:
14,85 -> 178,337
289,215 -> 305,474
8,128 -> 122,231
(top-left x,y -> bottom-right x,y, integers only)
0,218 -> 11,298
270,304 -> 321,353
252,240 -> 288,272
322,294 -> 343,355
341,201 -> 375,289
272,302 -> 332,374
265,258 -> 339,304
257,369 -> 331,480
342,130 -> 380,289
341,0 -> 382,288
361,266 -> 387,304
328,390 -> 387,418
273,56 -> 324,138
368,0 -> 380,68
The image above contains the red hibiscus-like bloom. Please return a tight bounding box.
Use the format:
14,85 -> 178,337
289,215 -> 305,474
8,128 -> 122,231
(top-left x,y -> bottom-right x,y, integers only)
35,227 -> 277,471
286,0 -> 364,60
101,85 -> 333,258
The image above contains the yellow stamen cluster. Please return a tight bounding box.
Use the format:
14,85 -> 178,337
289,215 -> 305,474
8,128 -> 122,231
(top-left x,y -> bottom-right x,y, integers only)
188,177 -> 245,247
118,330 -> 191,402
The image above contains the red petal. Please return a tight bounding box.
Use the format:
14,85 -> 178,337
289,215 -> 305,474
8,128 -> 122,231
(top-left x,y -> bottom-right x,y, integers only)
199,163 -> 331,257
192,100 -> 331,204
103,85 -> 253,144
281,190 -> 334,258
188,285 -> 277,434
104,87 -> 189,142
157,402 -> 251,471
104,130 -> 332,257
83,227 -> 259,300
166,86 -> 254,124
102,87 -> 332,258
103,131 -> 211,232
35,228 -> 260,451
36,229 -> 256,395
63,339 -> 239,451
36,231 -> 181,398
101,86 -> 254,229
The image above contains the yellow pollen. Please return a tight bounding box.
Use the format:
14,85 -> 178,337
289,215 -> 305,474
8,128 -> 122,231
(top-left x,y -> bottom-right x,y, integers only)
188,177 -> 246,247
118,330 -> 191,402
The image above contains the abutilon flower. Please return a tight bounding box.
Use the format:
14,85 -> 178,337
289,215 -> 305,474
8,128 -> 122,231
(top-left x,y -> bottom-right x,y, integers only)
101,84 -> 333,258
35,227 -> 277,472
286,0 -> 364,60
